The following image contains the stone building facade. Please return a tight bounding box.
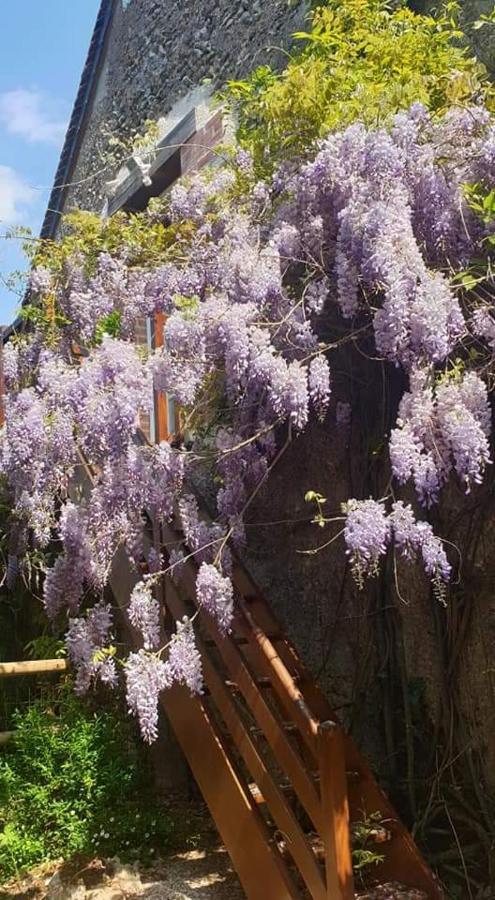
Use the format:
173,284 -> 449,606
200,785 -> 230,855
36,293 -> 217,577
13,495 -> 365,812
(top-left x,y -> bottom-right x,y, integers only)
40,0 -> 495,864
44,0 -> 307,232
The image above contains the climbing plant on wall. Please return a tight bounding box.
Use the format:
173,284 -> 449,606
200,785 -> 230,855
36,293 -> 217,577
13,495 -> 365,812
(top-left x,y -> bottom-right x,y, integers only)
2,99 -> 495,739
1,1 -> 495,788
225,0 -> 492,170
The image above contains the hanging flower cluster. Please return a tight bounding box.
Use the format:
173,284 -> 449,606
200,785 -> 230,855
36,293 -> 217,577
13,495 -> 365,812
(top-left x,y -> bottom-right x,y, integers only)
390,368 -> 491,506
2,103 -> 494,740
344,499 -> 451,602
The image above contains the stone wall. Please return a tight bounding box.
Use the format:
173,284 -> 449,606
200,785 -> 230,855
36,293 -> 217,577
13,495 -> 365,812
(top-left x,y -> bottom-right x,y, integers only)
63,0 -> 308,214
244,346 -> 495,802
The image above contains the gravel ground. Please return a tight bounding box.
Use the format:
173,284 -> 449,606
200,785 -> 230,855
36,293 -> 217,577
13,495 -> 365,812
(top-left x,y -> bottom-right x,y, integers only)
0,850 -> 245,900
1,854 -> 433,900
356,885 -> 429,899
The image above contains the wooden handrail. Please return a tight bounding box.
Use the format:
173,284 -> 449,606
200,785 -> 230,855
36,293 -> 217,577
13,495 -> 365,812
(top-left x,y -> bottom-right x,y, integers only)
237,597 -> 320,747
0,659 -> 68,677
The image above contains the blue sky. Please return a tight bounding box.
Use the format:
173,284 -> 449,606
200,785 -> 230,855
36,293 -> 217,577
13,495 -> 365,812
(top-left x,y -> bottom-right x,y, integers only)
0,0 -> 101,324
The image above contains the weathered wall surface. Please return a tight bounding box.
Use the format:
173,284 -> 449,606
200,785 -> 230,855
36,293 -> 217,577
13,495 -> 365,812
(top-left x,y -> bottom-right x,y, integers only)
239,322 -> 495,826
64,0 -> 308,213
460,0 -> 495,70
248,427 -> 495,786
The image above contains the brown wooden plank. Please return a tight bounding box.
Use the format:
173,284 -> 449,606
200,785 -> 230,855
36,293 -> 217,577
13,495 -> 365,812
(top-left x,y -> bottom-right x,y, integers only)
0,659 -> 68,677
160,682 -> 300,900
233,589 -> 316,687
237,596 -> 443,897
153,312 -> 171,441
318,722 -> 354,900
228,568 -> 444,899
280,661 -> 444,898
212,627 -> 323,833
343,748 -> 444,900
165,577 -> 323,900
241,607 -> 444,898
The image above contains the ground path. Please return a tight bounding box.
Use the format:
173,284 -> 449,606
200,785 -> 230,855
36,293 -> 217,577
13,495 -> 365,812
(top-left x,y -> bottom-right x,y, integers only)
1,851 -> 431,900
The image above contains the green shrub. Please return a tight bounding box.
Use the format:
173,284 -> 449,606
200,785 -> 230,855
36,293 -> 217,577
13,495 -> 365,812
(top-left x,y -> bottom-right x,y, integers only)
0,683 -> 175,881
225,0 -> 492,171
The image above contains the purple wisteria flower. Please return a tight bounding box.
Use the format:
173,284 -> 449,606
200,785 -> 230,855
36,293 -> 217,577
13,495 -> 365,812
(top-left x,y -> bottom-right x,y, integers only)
391,501 -> 451,602
4,100 -> 495,742
29,266 -> 52,295
125,650 -> 171,743
390,369 -> 491,505
196,563 -> 234,633
308,356 -> 331,420
128,580 -> 161,650
167,617 -> 203,695
343,499 -> 391,586
66,603 -> 117,695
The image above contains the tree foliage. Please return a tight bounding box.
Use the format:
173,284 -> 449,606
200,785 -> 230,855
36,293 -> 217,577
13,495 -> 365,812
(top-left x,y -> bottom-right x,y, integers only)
225,0 -> 493,169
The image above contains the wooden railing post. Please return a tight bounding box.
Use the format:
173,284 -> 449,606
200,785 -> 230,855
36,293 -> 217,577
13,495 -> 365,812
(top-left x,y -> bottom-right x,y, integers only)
318,720 -> 355,900
153,312 -> 170,442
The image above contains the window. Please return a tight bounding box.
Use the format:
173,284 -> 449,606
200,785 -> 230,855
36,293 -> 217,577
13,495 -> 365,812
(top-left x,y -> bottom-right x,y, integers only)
105,103 -> 225,443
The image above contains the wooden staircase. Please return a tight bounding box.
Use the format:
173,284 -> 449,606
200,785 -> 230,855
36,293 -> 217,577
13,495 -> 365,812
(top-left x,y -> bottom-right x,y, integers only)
110,507 -> 444,900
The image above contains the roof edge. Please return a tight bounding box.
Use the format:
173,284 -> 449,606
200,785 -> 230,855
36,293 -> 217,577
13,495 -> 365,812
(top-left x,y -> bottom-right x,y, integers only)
40,0 -> 116,240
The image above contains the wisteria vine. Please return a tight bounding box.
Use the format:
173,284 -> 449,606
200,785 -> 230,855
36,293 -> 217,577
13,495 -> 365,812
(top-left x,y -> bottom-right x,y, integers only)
2,102 -> 495,740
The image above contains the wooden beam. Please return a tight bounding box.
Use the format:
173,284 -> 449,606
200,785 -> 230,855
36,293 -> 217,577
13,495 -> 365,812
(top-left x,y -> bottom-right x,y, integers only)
235,598 -> 320,753
318,722 -> 354,900
153,312 -> 170,441
0,659 -> 68,677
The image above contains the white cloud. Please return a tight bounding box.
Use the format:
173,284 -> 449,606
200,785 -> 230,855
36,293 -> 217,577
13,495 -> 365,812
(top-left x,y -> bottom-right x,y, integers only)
0,88 -> 67,145
0,165 -> 36,224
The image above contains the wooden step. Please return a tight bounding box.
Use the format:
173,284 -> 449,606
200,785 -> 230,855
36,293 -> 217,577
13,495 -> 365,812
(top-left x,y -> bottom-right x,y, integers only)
350,821 -> 393,846
249,782 -> 392,848
226,675 -> 302,692
248,770 -> 362,805
356,884 -> 429,899
275,832 -> 325,863
275,828 -> 393,863
250,722 -> 299,737
204,633 -> 284,648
